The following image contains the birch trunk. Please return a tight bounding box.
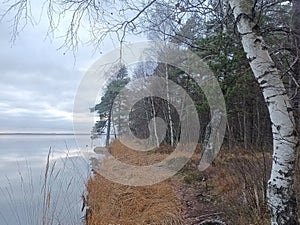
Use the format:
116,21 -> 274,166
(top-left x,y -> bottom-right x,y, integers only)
228,0 -> 299,224
165,63 -> 174,146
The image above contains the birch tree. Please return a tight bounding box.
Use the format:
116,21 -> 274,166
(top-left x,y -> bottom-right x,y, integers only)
2,0 -> 299,223
227,0 -> 299,224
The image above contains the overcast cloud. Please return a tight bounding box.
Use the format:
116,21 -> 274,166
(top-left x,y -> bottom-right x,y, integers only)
0,0 -> 150,134
0,9 -> 99,133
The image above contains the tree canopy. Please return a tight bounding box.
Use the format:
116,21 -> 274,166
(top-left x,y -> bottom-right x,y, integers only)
91,65 -> 129,145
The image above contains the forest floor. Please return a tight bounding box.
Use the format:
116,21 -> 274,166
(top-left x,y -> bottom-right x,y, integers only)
84,140 -> 299,225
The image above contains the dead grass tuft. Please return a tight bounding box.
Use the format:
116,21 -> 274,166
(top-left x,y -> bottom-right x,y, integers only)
85,140 -> 184,225
86,174 -> 184,225
209,147 -> 272,225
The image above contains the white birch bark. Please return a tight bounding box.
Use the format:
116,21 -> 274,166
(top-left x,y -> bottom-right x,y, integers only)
228,0 -> 299,224
165,63 -> 174,146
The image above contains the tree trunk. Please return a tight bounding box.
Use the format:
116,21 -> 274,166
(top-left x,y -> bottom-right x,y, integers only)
243,94 -> 247,149
256,95 -> 261,148
228,0 -> 299,224
151,96 -> 160,147
199,109 -> 223,170
165,64 -> 174,146
106,104 -> 113,147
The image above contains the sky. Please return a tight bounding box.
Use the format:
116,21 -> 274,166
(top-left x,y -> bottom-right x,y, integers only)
0,3 -> 128,133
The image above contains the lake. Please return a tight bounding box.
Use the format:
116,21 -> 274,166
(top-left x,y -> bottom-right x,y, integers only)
0,134 -> 104,225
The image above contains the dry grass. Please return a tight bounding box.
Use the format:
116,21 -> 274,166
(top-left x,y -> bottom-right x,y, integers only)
108,139 -> 170,165
86,175 -> 183,225
86,142 -> 300,225
173,146 -> 274,225
107,140 -> 198,166
0,147 -> 86,225
85,140 -> 184,225
204,147 -> 273,225
86,175 -> 184,225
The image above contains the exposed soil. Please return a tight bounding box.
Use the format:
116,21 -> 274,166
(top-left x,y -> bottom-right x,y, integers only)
176,182 -> 218,224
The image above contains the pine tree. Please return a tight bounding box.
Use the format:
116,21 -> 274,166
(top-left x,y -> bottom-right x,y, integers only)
92,65 -> 130,146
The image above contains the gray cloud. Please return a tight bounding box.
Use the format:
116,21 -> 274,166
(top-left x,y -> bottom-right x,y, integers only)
0,17 -> 98,133
0,4 -> 148,133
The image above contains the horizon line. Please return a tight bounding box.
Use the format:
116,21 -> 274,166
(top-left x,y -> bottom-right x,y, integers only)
0,132 -> 91,135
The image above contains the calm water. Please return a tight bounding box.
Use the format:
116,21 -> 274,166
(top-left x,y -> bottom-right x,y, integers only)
0,135 -> 103,225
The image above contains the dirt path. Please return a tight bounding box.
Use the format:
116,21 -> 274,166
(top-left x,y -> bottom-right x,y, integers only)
173,177 -> 226,225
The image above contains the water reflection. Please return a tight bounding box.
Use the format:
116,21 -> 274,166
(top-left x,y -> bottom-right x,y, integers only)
0,135 -> 97,225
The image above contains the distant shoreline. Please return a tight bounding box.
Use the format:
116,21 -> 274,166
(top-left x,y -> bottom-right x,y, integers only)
0,133 -> 90,136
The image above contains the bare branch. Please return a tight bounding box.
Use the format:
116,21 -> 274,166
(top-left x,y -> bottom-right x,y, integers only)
1,0 -> 34,43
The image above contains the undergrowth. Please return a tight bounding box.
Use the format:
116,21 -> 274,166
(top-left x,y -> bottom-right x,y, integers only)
85,140 -> 300,225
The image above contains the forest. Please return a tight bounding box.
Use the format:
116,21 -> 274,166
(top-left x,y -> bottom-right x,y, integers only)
2,0 -> 300,224
88,1 -> 299,224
